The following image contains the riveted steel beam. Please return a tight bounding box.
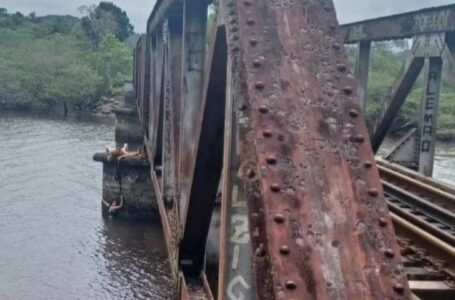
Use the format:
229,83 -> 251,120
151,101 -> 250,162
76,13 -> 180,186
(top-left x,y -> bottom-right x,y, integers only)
221,0 -> 410,298
218,54 -> 255,300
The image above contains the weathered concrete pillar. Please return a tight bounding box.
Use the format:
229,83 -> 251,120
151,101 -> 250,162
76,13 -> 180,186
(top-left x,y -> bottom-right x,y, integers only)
94,154 -> 158,220
94,85 -> 157,220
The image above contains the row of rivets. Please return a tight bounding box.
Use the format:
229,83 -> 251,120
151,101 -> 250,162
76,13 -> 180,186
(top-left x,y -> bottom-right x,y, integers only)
334,25 -> 403,294
241,1 -> 296,291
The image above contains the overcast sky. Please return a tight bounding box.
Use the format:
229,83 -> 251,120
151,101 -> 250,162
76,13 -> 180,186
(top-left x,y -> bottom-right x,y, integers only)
1,0 -> 455,32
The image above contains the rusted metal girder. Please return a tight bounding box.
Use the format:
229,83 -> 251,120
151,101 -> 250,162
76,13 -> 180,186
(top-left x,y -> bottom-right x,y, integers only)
341,4 -> 455,43
136,0 -> 413,298
221,0 -> 409,298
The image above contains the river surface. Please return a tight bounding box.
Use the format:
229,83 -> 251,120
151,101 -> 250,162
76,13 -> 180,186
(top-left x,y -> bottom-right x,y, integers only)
1,113 -> 455,300
0,112 -> 172,300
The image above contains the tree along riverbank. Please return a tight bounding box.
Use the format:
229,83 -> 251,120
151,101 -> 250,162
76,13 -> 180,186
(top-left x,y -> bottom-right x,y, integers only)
0,3 -> 137,117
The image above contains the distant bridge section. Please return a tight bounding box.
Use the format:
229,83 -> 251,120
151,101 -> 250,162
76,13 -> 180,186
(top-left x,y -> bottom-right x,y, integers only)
341,4 -> 455,43
341,4 -> 455,177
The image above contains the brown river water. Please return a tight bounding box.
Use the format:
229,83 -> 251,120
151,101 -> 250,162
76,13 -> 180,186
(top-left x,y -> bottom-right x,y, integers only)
0,112 -> 454,300
0,112 -> 172,300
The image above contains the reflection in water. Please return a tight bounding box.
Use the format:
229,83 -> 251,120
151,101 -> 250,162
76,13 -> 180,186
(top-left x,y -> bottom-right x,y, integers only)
0,112 -> 172,300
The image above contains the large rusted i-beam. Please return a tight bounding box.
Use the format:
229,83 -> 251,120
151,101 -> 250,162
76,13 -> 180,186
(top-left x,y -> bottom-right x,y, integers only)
220,0 -> 408,298
134,0 -> 412,298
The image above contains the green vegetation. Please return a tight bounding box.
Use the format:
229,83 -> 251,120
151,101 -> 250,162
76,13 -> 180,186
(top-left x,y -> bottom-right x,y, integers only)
0,3 -> 133,114
347,42 -> 455,140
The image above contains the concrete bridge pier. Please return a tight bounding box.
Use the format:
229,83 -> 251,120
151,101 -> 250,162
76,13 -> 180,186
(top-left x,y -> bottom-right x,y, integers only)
94,88 -> 157,220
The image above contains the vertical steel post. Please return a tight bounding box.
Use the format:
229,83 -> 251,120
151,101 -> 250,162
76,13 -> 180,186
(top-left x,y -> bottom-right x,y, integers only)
180,0 -> 208,227
419,57 -> 443,176
355,41 -> 371,111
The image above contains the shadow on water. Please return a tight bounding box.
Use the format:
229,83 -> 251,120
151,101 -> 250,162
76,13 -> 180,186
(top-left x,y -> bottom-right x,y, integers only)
0,111 -> 172,300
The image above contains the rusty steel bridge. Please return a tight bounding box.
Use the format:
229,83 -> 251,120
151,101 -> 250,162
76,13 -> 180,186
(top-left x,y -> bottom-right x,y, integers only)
131,1 -> 455,299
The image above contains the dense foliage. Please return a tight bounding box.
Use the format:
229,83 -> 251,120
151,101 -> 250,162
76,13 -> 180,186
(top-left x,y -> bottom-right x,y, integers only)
346,42 -> 455,140
80,2 -> 134,46
0,3 -> 133,113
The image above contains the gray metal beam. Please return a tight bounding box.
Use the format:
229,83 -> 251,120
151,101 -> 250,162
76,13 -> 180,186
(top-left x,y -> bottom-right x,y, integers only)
418,57 -> 443,177
355,41 -> 371,111
179,0 -> 208,229
147,0 -> 183,33
371,55 -> 425,152
341,4 -> 455,43
444,32 -> 455,91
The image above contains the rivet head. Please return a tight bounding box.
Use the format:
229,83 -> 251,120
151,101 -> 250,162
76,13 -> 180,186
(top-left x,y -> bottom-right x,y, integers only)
255,81 -> 265,89
368,188 -> 379,197
246,18 -> 255,25
343,86 -> 353,95
270,184 -> 281,192
393,283 -> 405,294
246,169 -> 256,178
273,213 -> 285,223
364,160 -> 373,168
266,155 -> 277,165
352,135 -> 365,143
337,64 -> 347,72
258,105 -> 269,113
385,248 -> 395,258
249,38 -> 258,46
228,9 -> 236,16
378,217 -> 388,227
227,1 -> 234,7
231,26 -> 239,32
280,245 -> 290,255
285,280 -> 297,290
253,59 -> 262,67
332,43 -> 341,50
263,129 -> 273,138
348,109 -> 359,118
231,34 -> 239,41
229,17 -> 237,25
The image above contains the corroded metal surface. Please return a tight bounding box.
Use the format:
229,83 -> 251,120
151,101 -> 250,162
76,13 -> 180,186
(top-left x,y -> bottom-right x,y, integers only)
222,0 -> 409,298
218,54 -> 255,300
127,0 -> 447,299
